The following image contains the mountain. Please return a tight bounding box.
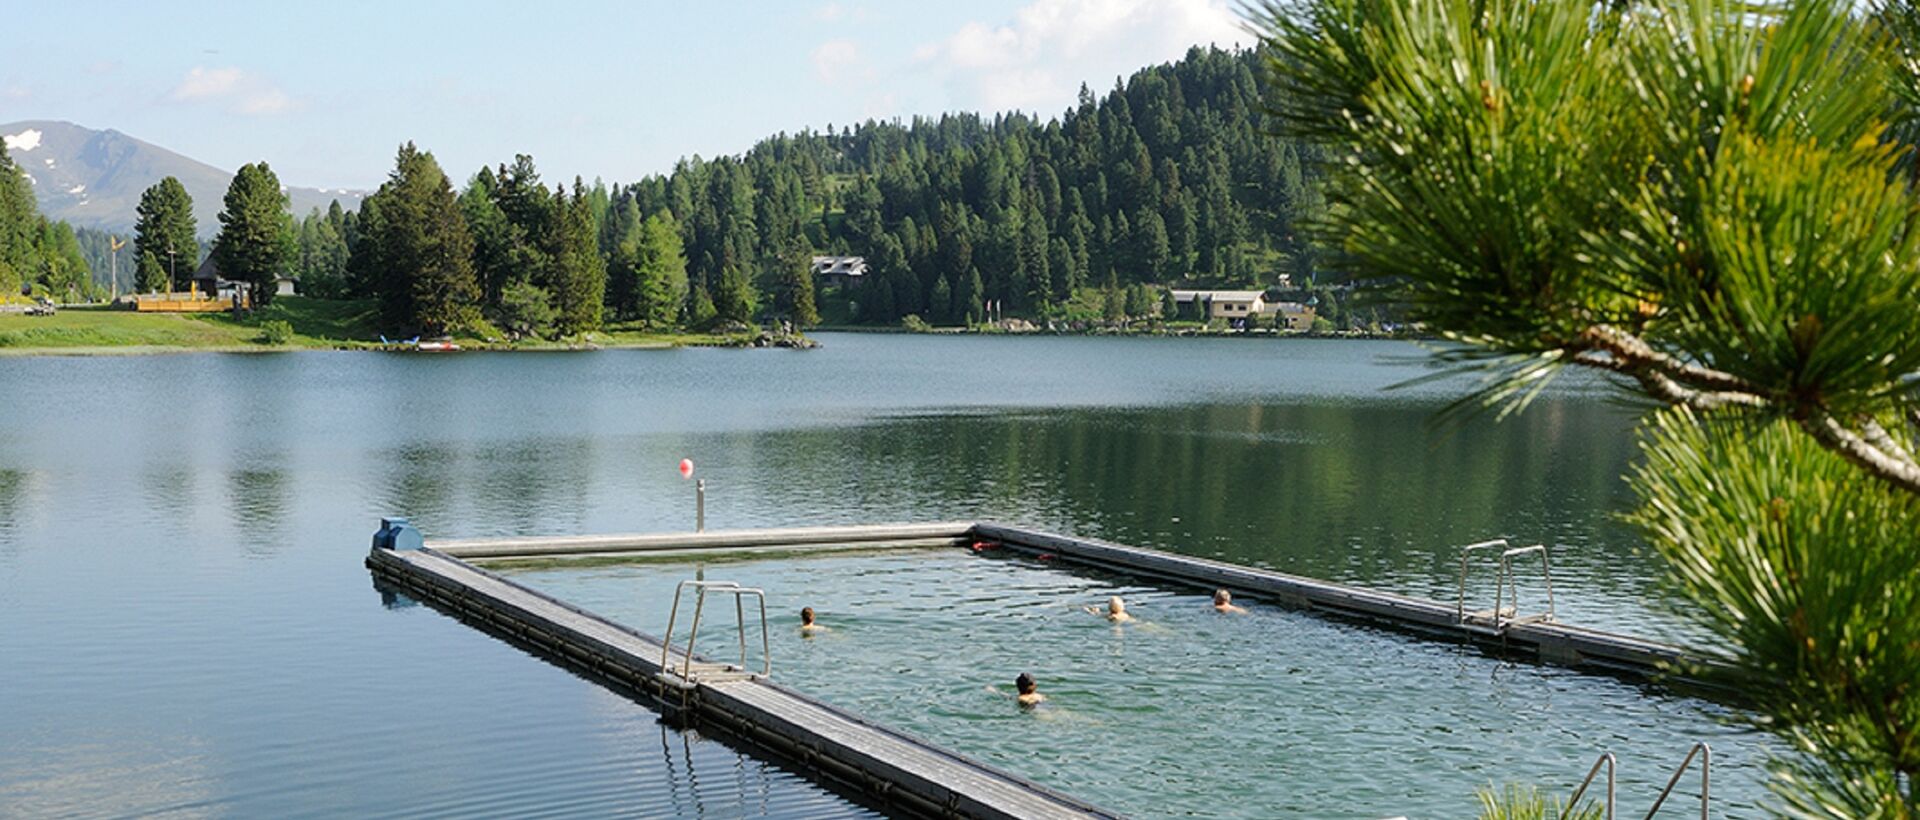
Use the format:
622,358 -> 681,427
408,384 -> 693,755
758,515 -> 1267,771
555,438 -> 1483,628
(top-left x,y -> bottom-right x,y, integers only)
0,120 -> 365,235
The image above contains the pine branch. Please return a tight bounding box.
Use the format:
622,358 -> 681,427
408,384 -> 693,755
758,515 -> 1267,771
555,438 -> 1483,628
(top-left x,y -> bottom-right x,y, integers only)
1624,364 -> 1771,412
1580,325 -> 1762,395
1568,325 -> 1920,495
1802,413 -> 1920,497
1859,415 -> 1917,467
1566,325 -> 1769,410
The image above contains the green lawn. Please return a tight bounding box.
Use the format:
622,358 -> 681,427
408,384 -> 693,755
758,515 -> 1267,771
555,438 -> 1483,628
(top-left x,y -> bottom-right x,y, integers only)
0,298 -> 748,353
0,297 -> 380,352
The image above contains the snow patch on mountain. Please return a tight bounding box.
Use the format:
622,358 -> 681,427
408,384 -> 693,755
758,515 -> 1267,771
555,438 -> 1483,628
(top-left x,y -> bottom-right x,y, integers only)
3,128 -> 41,152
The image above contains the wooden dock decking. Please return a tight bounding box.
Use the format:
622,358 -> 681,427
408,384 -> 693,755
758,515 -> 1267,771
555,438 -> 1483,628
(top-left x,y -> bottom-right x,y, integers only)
366,542 -> 1117,820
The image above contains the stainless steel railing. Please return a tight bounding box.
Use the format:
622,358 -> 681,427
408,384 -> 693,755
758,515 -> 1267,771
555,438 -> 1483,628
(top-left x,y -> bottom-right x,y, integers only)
660,579 -> 770,682
1457,539 -> 1557,630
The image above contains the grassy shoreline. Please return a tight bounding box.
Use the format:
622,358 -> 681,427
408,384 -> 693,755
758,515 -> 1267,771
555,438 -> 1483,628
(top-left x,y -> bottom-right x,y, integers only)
0,298 -> 750,356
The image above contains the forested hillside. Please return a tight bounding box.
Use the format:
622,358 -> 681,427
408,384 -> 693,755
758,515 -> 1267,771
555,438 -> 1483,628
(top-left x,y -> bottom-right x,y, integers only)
8,46 -> 1329,332
609,45 -> 1324,325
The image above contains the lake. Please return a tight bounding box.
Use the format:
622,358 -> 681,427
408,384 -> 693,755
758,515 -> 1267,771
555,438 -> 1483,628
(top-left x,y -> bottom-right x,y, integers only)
0,334 -> 1759,817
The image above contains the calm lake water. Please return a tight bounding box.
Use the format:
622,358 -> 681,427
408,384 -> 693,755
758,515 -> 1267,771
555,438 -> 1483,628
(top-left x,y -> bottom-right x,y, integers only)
0,334 -> 1759,817
515,550 -> 1779,819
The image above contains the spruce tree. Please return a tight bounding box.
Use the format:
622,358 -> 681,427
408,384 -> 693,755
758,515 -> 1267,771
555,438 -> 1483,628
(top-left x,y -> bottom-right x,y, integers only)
133,177 -> 197,293
635,214 -> 689,328
459,168 -> 515,309
0,143 -> 37,293
930,274 -> 953,324
543,182 -> 605,336
365,143 -> 480,335
769,243 -> 819,327
212,163 -> 295,306
713,264 -> 757,326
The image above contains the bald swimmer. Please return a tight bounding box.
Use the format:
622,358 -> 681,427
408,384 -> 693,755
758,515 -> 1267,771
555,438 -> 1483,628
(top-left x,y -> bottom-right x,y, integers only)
1084,595 -> 1135,622
1212,589 -> 1247,614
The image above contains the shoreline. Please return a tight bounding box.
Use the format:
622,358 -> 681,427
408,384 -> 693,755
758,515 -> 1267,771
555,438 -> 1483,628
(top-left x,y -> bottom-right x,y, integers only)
0,327 -> 1424,357
0,336 -> 751,357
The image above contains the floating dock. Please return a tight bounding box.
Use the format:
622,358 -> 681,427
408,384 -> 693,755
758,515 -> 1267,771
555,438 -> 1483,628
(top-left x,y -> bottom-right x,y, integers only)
370,519 -> 1718,818
423,520 -> 1712,679
368,529 -> 1115,820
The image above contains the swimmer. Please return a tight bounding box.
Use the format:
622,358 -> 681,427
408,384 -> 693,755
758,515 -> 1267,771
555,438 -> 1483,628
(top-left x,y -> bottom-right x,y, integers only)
1084,595 -> 1134,622
1015,672 -> 1045,707
799,606 -> 828,635
1212,589 -> 1247,614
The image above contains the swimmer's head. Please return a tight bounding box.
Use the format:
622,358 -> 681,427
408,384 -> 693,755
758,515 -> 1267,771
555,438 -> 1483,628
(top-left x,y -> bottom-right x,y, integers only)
1015,673 -> 1036,694
1213,589 -> 1232,606
1108,596 -> 1126,615
800,606 -> 815,625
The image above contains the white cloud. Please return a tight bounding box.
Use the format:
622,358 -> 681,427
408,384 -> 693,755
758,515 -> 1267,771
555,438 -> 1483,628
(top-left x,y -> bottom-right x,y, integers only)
811,39 -> 863,84
918,0 -> 1249,112
4,128 -> 42,153
814,2 -> 845,21
171,67 -> 245,100
238,89 -> 293,115
168,66 -> 297,116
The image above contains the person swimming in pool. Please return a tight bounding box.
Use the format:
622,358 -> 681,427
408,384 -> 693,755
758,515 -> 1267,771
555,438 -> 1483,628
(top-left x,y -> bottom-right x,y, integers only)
1014,672 -> 1045,707
1212,589 -> 1247,614
1084,595 -> 1134,622
800,606 -> 828,635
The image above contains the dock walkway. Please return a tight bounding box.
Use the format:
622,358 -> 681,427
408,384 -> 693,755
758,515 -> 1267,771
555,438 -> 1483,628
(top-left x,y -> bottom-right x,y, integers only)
368,541 -> 1115,820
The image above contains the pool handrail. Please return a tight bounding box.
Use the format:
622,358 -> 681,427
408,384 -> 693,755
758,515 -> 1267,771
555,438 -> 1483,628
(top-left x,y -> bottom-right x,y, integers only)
1561,751 -> 1615,820
1642,742 -> 1710,820
661,579 -> 771,681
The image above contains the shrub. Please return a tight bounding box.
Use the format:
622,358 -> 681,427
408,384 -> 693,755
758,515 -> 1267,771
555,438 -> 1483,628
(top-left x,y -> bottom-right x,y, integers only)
257,319 -> 294,345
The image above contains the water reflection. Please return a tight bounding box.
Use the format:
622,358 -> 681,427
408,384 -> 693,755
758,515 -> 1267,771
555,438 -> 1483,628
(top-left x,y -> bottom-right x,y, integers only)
0,340 -> 1680,817
0,467 -> 30,548
228,466 -> 289,551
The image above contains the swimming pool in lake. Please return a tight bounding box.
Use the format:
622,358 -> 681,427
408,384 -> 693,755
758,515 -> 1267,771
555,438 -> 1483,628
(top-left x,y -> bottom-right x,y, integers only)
506,547 -> 1787,819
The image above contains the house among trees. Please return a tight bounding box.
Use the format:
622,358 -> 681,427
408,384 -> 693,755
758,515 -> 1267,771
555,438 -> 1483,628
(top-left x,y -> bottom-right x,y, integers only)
811,256 -> 867,289
1171,289 -> 1266,321
1171,289 -> 1317,329
274,275 -> 298,297
1270,301 -> 1316,331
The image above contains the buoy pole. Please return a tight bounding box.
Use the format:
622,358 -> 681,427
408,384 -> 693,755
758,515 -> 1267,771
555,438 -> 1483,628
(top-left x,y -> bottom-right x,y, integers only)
696,479 -> 706,532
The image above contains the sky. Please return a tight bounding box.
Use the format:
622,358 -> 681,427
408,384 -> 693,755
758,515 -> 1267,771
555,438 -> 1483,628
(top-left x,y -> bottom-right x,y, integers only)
1,0 -> 1252,191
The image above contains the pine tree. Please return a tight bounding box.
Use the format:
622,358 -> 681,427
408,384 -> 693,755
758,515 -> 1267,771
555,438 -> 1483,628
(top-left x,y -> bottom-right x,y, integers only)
713,264 -> 757,326
133,177 -> 197,293
294,207 -> 350,298
688,282 -> 719,328
961,266 -> 985,325
544,182 -> 606,336
0,142 -> 38,294
930,274 -> 953,324
213,163 -> 295,306
364,143 -> 480,335
460,167 -> 515,309
635,214 -> 689,327
769,242 -> 820,327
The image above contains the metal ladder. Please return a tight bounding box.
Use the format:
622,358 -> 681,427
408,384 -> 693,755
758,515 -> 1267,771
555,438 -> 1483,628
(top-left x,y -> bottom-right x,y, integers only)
1456,539 -> 1557,630
657,580 -> 770,687
1562,742 -> 1711,819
